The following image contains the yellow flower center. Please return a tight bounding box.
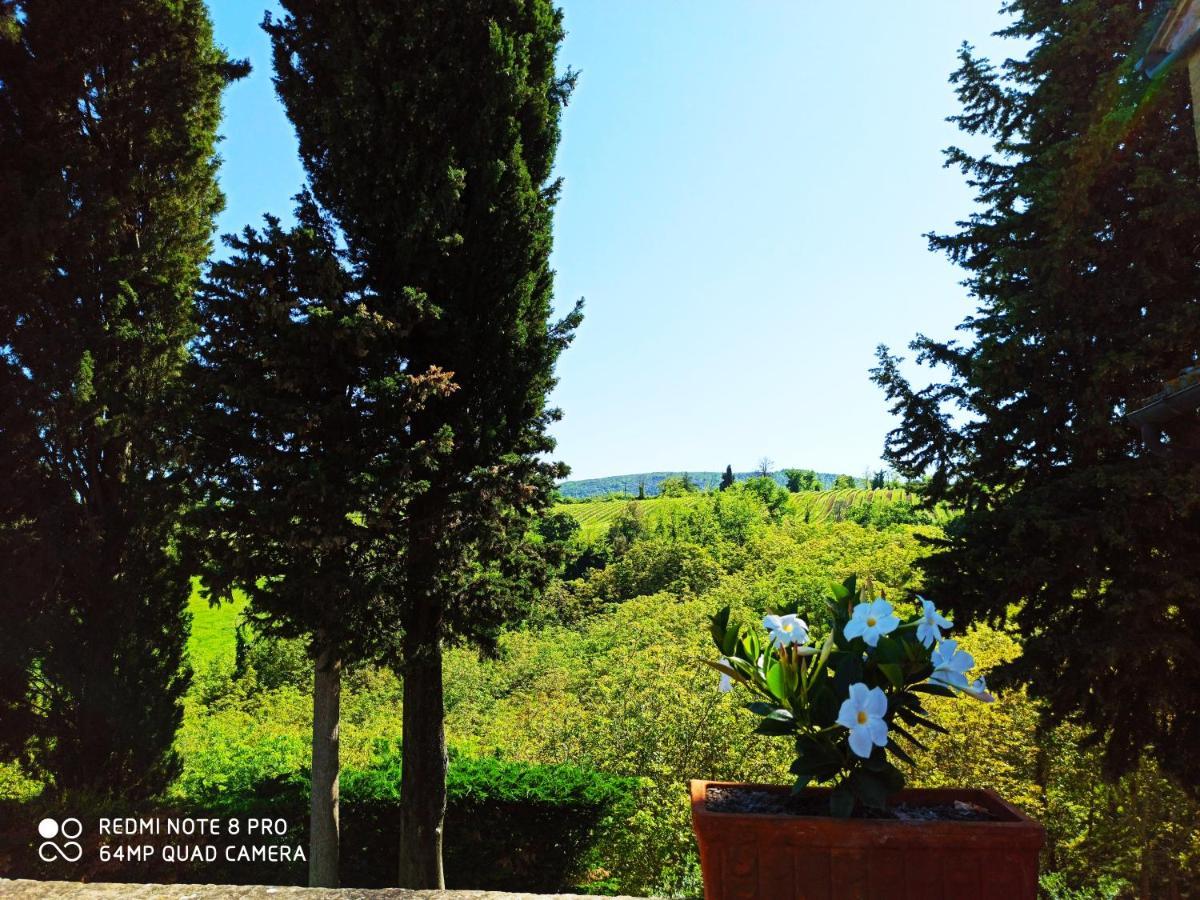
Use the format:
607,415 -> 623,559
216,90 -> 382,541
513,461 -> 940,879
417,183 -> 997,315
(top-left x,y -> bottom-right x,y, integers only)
866,617 -> 877,627
783,624 -> 793,632
856,710 -> 869,725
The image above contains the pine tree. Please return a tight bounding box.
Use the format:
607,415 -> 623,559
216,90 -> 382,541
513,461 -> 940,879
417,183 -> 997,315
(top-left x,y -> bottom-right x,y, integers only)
188,198 -> 452,885
0,1 -> 245,797
720,465 -> 735,491
264,1 -> 579,884
873,0 -> 1200,791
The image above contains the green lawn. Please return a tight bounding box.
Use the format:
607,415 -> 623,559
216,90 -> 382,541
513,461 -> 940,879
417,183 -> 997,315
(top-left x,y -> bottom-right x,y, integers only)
187,577 -> 247,670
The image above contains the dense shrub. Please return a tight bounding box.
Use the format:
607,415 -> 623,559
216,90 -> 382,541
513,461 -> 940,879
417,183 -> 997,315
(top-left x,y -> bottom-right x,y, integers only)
0,751 -> 637,893
580,539 -> 721,604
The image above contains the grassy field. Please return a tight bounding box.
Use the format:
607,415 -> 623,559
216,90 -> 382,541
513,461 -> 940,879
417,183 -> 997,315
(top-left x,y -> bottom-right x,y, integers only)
187,578 -> 246,670
558,494 -> 703,537
786,487 -> 951,523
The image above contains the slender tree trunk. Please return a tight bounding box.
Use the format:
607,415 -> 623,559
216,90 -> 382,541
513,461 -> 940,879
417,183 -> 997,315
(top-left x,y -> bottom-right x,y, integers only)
309,643 -> 341,888
397,598 -> 447,888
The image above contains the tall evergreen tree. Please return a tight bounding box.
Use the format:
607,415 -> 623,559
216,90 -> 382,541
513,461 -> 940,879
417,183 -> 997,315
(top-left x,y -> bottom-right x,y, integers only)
0,0 -> 245,797
719,464 -> 735,491
188,199 -> 451,885
873,0 -> 1200,791
264,1 -> 580,884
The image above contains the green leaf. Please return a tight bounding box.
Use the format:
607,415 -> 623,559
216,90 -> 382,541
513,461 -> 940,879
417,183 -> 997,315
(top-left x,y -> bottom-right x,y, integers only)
792,736 -> 844,780
874,634 -> 902,665
830,784 -> 855,818
809,683 -> 840,727
709,606 -> 731,652
766,660 -> 790,701
889,721 -> 930,752
906,662 -> 934,685
754,709 -> 795,736
745,701 -> 778,716
739,629 -> 761,662
895,707 -> 950,735
850,769 -> 889,810
877,662 -> 904,689
701,658 -> 739,679
833,651 -> 864,697
886,739 -> 917,767
878,761 -> 906,792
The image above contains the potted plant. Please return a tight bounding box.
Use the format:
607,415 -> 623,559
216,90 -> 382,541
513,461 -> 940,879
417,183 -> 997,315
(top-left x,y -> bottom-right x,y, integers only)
693,577 -> 1044,899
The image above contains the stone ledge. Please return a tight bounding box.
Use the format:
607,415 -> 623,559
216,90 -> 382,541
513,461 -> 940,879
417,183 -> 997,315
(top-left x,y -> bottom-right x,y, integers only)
0,881 -> 639,899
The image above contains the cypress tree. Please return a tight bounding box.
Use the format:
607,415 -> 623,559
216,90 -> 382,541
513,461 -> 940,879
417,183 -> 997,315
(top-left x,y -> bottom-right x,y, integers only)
0,1 -> 246,797
264,1 -> 579,884
873,1 -> 1200,791
188,198 -> 452,885
720,465 -> 735,490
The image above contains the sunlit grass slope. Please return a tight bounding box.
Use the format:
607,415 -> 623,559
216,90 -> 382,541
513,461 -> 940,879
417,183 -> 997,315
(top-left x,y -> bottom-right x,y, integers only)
187,577 -> 247,670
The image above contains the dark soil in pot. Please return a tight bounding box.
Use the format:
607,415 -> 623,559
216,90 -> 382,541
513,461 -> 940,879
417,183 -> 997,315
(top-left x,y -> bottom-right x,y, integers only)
706,785 -> 998,821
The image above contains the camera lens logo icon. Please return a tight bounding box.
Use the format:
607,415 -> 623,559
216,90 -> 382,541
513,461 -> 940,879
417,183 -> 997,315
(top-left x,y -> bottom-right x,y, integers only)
38,817 -> 83,862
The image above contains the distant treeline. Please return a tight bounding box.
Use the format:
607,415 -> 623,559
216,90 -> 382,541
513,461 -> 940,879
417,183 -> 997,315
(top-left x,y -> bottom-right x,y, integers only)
561,472 -> 854,501
559,470 -> 839,499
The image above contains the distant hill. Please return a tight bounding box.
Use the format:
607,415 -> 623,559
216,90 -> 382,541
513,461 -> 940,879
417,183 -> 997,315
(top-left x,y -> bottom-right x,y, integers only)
557,469 -> 840,499
556,487 -> 947,538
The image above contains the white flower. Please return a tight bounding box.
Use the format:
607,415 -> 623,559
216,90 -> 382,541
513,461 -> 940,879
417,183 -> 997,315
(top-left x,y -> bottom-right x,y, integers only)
915,597 -> 953,648
930,639 -> 975,690
836,682 -> 889,758
960,675 -> 995,704
763,613 -> 809,647
717,657 -> 733,693
843,598 -> 899,648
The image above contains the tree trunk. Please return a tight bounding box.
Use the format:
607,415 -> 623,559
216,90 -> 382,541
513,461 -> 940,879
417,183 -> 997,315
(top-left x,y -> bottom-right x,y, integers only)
397,600 -> 447,888
309,644 -> 342,888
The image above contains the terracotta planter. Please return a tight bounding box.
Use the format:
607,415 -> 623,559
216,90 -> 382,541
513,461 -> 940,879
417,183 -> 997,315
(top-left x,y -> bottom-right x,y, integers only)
690,780 -> 1044,900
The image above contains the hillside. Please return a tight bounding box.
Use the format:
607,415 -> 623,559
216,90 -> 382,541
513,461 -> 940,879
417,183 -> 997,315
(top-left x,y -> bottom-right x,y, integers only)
558,469 -> 839,499
556,487 -> 947,538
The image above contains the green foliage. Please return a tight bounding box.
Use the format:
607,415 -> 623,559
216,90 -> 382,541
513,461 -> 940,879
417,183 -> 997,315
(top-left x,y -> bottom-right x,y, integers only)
844,496 -> 936,529
782,468 -> 822,492
580,539 -> 721,604
189,197 -> 452,666
1038,872 -> 1128,900
787,488 -> 949,526
831,474 -> 859,490
737,476 -> 790,520
872,1 -> 1200,792
0,0 -> 247,798
0,746 -> 636,894
658,475 -> 700,497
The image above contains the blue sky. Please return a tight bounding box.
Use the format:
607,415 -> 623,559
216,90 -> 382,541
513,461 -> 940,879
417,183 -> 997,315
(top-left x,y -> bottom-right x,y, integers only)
208,1 -> 1015,481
